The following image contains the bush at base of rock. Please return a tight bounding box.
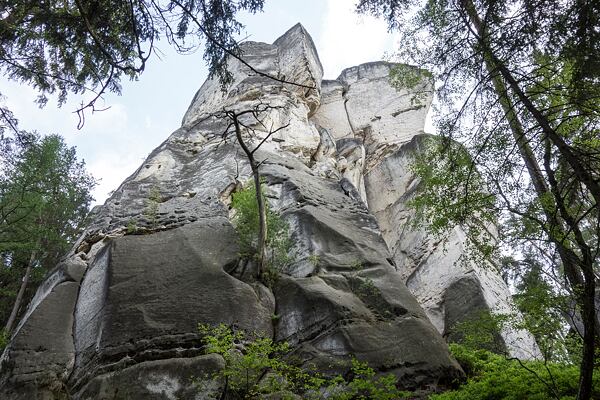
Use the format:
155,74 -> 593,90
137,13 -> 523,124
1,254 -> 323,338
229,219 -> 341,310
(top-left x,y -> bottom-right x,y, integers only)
196,323 -> 411,399
431,344 -> 600,400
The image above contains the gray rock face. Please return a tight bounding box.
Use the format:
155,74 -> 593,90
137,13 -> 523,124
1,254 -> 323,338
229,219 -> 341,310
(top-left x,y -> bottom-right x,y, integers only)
363,135 -> 541,359
76,354 -> 225,400
69,219 -> 274,396
1,23 -> 535,399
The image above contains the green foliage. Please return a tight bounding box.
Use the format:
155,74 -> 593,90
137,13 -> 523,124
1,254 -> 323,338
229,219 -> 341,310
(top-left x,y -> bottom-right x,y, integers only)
126,219 -> 138,234
197,324 -> 409,399
344,261 -> 397,321
144,186 -> 161,229
308,253 -> 320,267
357,0 -> 600,399
349,259 -> 363,271
498,255 -> 587,364
389,64 -> 433,106
431,344 -> 600,400
408,136 -> 498,263
448,293 -> 582,365
448,279 -> 589,366
0,328 -> 8,351
231,183 -> 293,284
324,358 -> 410,400
358,2 -> 600,394
358,277 -> 377,296
0,135 -> 95,256
447,311 -> 509,355
511,262 -> 573,362
0,134 -> 95,326
197,323 -> 322,398
0,0 -> 265,116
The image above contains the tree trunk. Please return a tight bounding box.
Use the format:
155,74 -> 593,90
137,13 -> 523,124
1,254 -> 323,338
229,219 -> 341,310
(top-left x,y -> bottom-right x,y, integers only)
4,249 -> 37,335
577,261 -> 597,400
233,114 -> 267,278
461,4 -> 600,209
460,1 -> 597,398
251,162 -> 268,278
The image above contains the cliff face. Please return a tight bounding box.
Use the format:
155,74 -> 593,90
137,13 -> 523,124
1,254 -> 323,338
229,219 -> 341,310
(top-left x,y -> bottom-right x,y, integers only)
0,24 -> 538,399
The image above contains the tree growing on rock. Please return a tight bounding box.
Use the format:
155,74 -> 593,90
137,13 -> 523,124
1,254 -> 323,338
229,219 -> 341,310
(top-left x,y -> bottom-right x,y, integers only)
216,103 -> 289,279
231,182 -> 293,286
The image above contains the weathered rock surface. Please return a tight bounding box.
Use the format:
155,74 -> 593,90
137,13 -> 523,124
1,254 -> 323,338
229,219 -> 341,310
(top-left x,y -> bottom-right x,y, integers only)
363,135 -> 541,359
1,23 -> 537,399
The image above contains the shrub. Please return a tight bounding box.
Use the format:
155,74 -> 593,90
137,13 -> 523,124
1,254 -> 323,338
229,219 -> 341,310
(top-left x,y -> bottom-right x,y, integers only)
144,186 -> 161,229
431,344 -> 600,400
324,358 -> 409,400
126,219 -> 138,234
197,323 -> 324,398
231,183 -> 293,284
197,324 -> 409,399
0,329 -> 8,351
447,310 -> 509,354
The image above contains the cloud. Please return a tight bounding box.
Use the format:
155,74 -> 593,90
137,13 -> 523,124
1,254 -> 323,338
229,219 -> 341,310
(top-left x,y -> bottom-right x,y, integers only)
319,0 -> 396,78
87,153 -> 142,205
1,78 -> 165,205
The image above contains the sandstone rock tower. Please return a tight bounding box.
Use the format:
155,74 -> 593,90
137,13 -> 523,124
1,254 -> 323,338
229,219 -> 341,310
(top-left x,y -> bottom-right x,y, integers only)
0,24 -> 537,399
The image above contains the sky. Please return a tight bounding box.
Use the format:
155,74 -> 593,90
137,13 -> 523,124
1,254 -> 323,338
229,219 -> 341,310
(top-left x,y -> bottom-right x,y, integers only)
0,0 -> 405,205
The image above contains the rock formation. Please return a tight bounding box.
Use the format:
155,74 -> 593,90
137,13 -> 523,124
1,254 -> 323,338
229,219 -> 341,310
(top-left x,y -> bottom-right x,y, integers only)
0,24 -> 538,399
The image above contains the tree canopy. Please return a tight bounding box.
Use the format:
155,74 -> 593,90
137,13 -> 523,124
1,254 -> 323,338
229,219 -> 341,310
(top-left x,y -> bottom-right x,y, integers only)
357,0 -> 599,398
0,0 -> 265,131
0,133 -> 95,334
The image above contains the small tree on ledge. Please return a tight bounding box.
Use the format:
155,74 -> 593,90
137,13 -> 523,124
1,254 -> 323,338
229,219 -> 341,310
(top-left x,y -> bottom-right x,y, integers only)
215,103 -> 289,279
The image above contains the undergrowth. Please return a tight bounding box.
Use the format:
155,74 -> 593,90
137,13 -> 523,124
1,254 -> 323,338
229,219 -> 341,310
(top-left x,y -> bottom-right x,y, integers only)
196,323 -> 410,399
431,344 -> 600,400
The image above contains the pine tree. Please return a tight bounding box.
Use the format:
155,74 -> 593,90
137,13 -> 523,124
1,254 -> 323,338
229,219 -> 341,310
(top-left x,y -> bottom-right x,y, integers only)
0,134 -> 95,335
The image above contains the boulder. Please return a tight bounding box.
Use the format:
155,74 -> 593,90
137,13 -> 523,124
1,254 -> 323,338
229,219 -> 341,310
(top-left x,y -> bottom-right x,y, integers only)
0,259 -> 86,399
68,219 -> 275,394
